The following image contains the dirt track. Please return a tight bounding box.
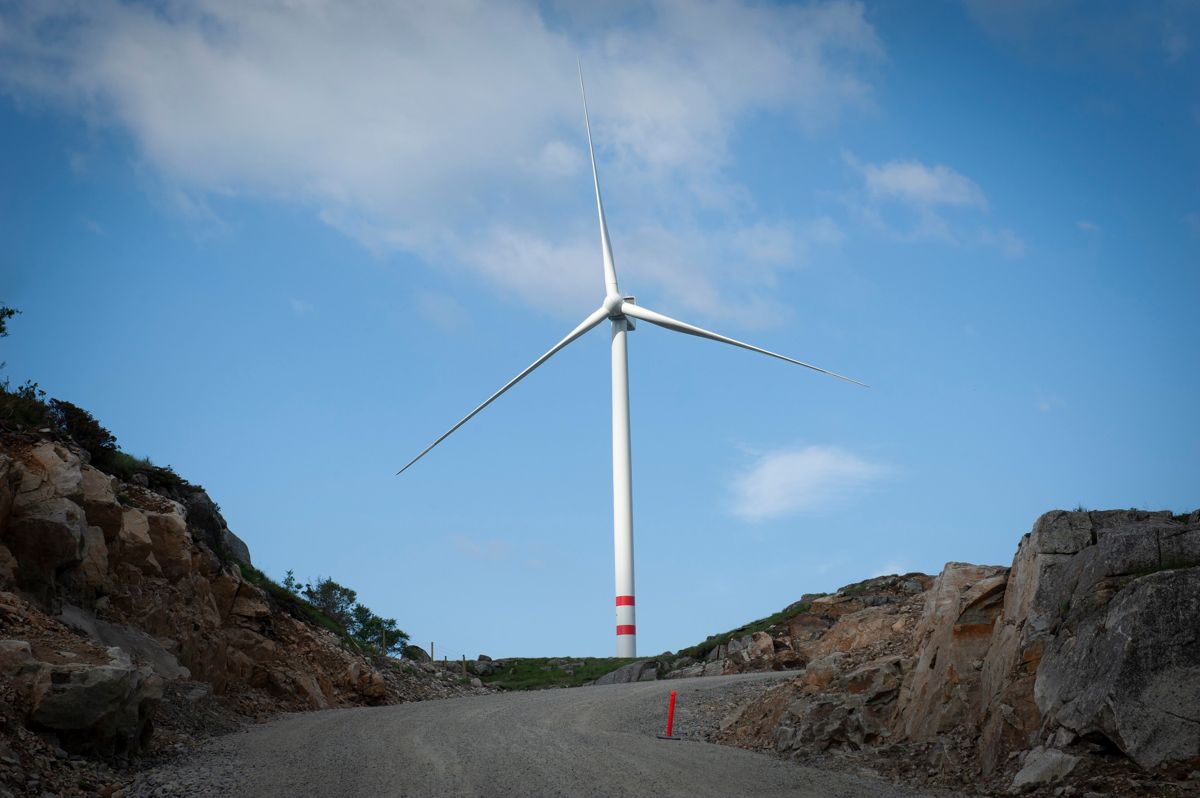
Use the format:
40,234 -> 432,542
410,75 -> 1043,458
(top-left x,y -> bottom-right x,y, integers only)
130,673 -> 963,797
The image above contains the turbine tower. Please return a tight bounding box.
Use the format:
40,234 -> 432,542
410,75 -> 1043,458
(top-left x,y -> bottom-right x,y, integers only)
397,66 -> 865,658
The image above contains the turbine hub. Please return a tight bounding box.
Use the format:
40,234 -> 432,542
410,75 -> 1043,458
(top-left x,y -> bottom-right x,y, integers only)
603,293 -> 624,317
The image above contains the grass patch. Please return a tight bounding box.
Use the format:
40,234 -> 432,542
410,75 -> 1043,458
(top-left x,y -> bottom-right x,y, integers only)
479,657 -> 637,690
675,599 -> 813,662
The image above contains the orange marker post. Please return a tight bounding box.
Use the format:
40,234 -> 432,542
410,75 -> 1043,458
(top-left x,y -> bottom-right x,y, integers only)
657,690 -> 680,740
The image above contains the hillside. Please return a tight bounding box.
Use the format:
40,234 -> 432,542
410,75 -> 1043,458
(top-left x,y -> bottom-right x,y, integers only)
0,423 -> 488,796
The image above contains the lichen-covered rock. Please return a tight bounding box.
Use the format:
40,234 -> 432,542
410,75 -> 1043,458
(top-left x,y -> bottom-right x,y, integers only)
977,510 -> 1200,773
1036,566 -> 1200,768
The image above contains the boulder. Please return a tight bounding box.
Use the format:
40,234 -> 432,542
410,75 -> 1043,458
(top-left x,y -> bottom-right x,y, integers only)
403,644 -> 432,663
179,488 -> 251,565
0,639 -> 35,676
15,442 -> 83,504
145,508 -> 192,579
116,508 -> 161,575
2,496 -> 87,589
1010,746 -> 1079,790
26,659 -> 162,756
977,510 -> 1200,773
1036,566 -> 1200,768
595,660 -> 656,685
79,465 -> 124,539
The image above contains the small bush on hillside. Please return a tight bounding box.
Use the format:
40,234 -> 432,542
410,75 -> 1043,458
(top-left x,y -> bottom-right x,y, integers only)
292,575 -> 409,656
48,399 -> 118,467
0,379 -> 54,428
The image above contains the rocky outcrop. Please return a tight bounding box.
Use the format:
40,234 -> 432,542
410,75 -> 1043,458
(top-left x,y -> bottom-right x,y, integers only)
0,433 -> 488,777
716,510 -> 1200,796
595,659 -> 658,685
977,510 -> 1200,773
0,594 -> 161,756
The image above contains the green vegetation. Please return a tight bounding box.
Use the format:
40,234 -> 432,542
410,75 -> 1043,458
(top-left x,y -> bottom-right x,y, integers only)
478,657 -> 637,690
255,571 -> 410,657
0,379 -> 197,495
236,562 -> 350,642
675,598 -> 815,662
0,305 -> 17,339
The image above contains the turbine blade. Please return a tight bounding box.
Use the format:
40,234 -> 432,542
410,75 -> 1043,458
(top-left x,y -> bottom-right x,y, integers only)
396,306 -> 610,475
578,61 -> 620,297
620,302 -> 868,387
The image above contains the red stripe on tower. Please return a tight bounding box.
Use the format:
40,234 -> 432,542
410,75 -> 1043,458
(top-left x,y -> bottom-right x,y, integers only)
615,595 -> 635,606
616,625 -> 636,635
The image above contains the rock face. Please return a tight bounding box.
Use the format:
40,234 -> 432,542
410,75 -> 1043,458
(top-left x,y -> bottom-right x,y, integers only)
716,510 -> 1200,795
979,510 -> 1200,772
0,434 -> 478,763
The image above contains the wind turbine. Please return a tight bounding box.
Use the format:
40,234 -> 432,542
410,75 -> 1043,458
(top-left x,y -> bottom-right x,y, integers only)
397,67 -> 865,658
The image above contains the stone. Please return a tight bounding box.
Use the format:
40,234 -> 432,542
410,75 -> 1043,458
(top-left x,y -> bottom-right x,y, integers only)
0,640 -> 35,675
2,497 -> 87,589
79,466 -> 123,540
1010,747 -> 1079,790
15,443 -> 84,504
900,563 -> 1008,741
1036,566 -> 1200,768
595,660 -> 656,685
470,677 -> 483,688
27,661 -> 162,756
78,525 -> 109,588
404,645 -> 432,663
145,508 -> 192,579
115,509 -> 160,575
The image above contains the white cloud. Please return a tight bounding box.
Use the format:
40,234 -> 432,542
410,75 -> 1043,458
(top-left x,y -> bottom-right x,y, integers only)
846,152 -> 1025,256
1077,219 -> 1099,233
731,444 -> 889,521
453,536 -> 513,561
0,0 -> 883,322
860,159 -> 987,209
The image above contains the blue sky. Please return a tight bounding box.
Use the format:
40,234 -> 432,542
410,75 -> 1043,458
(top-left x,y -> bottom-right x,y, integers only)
1,1 -> 1197,659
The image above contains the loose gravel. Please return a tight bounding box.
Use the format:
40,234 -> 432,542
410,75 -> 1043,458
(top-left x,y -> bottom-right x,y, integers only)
130,673 -> 963,798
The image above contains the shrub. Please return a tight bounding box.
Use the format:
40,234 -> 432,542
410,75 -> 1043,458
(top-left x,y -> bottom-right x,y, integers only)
0,379 -> 54,428
48,399 -> 119,467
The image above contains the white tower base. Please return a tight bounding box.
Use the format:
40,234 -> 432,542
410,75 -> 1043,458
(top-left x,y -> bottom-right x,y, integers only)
611,316 -> 636,658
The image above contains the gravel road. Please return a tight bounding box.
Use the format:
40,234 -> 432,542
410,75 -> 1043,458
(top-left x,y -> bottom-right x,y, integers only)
131,673 -> 960,797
